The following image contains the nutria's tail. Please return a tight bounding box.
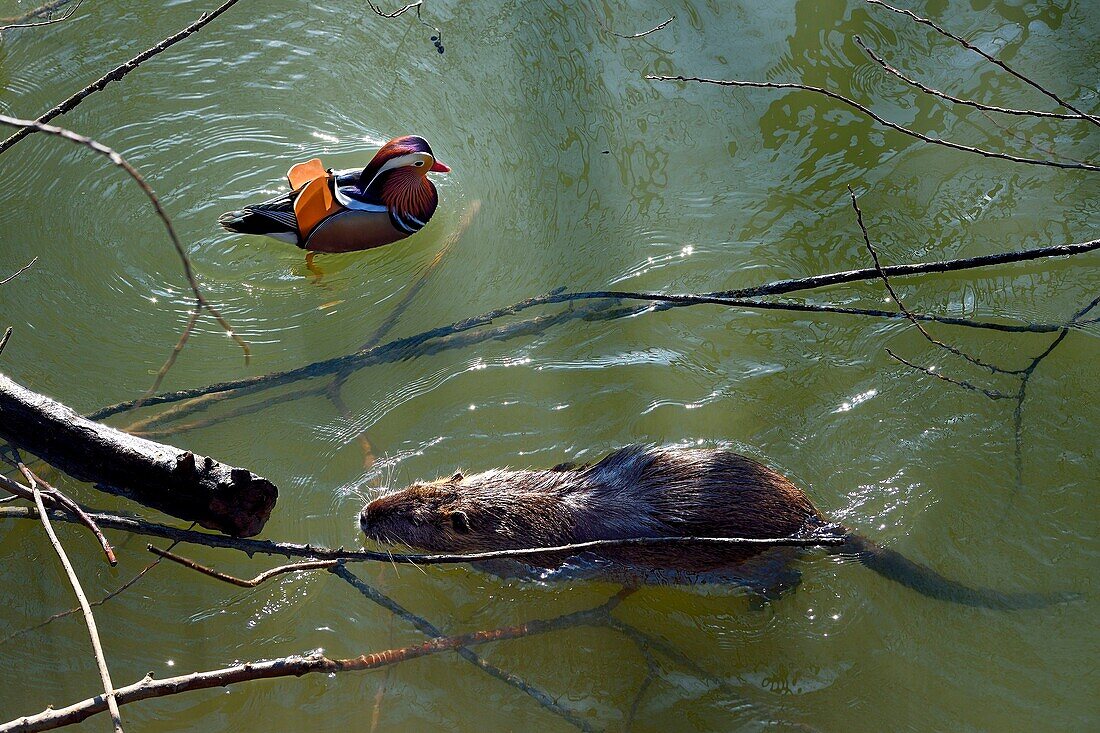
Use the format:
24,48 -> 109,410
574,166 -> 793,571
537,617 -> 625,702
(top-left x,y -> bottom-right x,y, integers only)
835,532 -> 1079,610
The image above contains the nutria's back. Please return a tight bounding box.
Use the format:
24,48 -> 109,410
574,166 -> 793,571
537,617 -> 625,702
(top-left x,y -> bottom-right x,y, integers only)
361,445 -> 827,571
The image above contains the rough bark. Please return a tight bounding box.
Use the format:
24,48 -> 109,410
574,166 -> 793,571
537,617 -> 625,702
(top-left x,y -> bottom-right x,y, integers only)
0,372 -> 276,536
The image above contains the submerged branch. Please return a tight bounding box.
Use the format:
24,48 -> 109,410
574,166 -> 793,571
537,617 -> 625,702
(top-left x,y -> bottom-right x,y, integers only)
88,237 -> 1100,424
334,565 -> 597,732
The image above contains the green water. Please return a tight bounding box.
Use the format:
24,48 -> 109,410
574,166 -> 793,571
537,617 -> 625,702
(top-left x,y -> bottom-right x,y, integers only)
0,0 -> 1097,730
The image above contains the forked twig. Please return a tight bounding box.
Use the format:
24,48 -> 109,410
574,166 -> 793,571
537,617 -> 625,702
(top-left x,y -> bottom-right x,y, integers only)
646,75 -> 1098,171
864,0 -> 1099,126
885,348 -> 1011,401
0,468 -> 116,565
147,545 -> 338,588
854,36 -> 1082,121
20,465 -> 124,733
847,187 -> 1018,377
0,0 -> 83,34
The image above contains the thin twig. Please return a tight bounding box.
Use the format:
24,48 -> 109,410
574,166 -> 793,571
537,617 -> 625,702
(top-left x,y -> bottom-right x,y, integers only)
21,465 -> 124,733
1,594 -> 626,733
864,0 -> 1099,126
0,0 -> 72,25
365,1 -> 441,45
0,468 -> 116,565
885,348 -> 1011,400
22,467 -> 116,565
847,187 -> 1017,376
587,5 -> 673,39
1,537 -> 185,646
0,328 -> 11,358
147,545 -> 338,587
854,36 -> 1084,121
646,75 -> 1099,171
0,113 -> 249,400
1,257 -> 36,285
0,0 -> 82,34
0,0 -> 246,154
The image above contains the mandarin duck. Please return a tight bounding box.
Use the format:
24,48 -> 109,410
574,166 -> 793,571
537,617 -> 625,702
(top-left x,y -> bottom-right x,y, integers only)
218,135 -> 449,253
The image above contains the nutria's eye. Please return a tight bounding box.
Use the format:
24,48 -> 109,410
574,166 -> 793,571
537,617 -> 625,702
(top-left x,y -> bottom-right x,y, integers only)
449,510 -> 470,534
450,471 -> 464,482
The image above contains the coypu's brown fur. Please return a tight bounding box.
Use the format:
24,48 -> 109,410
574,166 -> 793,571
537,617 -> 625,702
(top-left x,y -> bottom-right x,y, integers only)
361,446 -> 1075,609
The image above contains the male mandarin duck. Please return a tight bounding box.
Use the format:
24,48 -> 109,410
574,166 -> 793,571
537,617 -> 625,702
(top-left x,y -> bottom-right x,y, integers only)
218,135 -> 449,252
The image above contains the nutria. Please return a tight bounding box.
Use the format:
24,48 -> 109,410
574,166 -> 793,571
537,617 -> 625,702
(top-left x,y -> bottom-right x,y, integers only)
360,445 -> 1075,609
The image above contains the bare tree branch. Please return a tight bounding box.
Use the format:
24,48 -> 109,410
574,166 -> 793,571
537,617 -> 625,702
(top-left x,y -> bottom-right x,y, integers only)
646,75 -> 1098,171
0,503 -> 844,565
854,36 -> 1083,121
864,0 -> 1099,126
85,237 -> 1100,424
0,0 -> 82,34
0,0 -> 245,154
0,593 -> 628,733
847,187 -> 1019,376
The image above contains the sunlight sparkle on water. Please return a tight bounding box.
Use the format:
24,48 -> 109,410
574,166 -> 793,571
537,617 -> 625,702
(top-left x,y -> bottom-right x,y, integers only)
834,389 -> 877,413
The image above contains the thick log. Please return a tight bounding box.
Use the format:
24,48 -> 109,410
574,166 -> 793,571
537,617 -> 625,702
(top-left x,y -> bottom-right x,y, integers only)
0,373 -> 276,536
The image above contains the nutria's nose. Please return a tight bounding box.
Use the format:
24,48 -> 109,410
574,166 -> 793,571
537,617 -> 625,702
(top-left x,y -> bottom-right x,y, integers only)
359,505 -> 374,532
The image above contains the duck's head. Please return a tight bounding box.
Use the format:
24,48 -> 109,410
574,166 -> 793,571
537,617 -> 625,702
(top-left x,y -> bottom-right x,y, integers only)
359,135 -> 449,233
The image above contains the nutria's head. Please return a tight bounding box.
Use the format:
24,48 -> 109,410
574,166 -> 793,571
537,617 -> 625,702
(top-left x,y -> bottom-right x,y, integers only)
359,471 -> 488,553
360,467 -> 583,553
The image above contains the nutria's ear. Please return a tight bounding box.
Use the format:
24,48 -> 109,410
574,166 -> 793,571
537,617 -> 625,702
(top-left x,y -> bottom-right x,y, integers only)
449,510 -> 471,534
450,471 -> 464,482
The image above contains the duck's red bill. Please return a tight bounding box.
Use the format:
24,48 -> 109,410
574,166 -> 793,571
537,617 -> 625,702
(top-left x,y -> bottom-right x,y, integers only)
430,160 -> 451,173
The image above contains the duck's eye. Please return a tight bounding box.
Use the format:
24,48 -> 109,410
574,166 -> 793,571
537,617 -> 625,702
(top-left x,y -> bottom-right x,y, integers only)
414,160 -> 425,167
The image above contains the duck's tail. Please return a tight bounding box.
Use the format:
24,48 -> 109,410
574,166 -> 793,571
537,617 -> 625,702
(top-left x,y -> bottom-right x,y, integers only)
218,199 -> 299,244
832,530 -> 1079,611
